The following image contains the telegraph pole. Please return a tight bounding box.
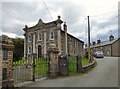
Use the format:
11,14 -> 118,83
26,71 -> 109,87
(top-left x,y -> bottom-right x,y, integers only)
87,16 -> 91,62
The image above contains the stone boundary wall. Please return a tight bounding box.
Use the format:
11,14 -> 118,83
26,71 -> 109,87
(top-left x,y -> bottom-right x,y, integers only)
82,60 -> 96,72
0,35 -> 14,88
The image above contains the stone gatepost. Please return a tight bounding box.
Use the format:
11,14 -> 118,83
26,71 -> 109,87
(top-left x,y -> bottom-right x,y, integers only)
77,55 -> 84,73
0,35 -> 14,88
47,44 -> 59,78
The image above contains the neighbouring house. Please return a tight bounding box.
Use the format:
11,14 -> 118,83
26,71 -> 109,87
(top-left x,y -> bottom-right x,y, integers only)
23,16 -> 84,58
85,35 -> 120,57
0,35 -> 14,87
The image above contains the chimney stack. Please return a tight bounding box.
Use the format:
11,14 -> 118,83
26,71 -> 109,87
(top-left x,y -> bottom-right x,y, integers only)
92,41 -> 96,45
109,35 -> 114,41
63,22 -> 68,55
85,44 -> 87,47
63,22 -> 67,32
97,39 -> 101,44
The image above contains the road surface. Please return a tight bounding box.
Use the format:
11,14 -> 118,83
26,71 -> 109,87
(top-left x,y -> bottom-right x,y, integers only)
25,57 -> 118,87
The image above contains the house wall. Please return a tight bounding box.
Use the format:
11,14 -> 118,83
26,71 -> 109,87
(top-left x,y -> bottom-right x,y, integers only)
25,28 -> 84,57
1,35 -> 14,87
112,39 -> 120,57
102,45 -> 111,56
60,31 -> 84,56
88,44 -> 112,57
79,41 -> 84,57
61,31 -> 65,55
25,25 -> 58,58
85,38 -> 120,57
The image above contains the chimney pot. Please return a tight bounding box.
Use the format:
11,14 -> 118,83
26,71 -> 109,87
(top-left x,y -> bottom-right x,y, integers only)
63,22 -> 67,31
92,41 -> 96,45
97,39 -> 101,44
109,35 -> 114,41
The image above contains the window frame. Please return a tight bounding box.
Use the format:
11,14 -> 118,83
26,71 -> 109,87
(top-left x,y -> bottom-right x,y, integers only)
49,31 -> 54,40
28,46 -> 32,54
2,68 -> 7,80
3,49 -> 8,60
28,35 -> 32,42
38,32 -> 42,41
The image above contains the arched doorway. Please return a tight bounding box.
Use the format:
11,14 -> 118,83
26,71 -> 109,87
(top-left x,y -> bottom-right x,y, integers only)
38,45 -> 42,58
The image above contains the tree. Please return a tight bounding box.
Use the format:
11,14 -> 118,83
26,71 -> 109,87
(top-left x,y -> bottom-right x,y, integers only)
11,37 -> 24,62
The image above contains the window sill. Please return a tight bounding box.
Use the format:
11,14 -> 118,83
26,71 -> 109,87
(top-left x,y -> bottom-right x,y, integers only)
49,39 -> 54,41
37,40 -> 42,42
3,60 -> 9,62
28,53 -> 32,56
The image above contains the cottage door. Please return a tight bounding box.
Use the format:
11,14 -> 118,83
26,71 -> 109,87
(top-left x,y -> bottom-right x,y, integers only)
38,45 -> 42,58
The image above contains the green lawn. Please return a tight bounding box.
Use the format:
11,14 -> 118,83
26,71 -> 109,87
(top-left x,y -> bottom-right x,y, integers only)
82,57 -> 89,66
68,57 -> 89,75
13,58 -> 29,66
68,59 -> 77,75
35,59 -> 48,77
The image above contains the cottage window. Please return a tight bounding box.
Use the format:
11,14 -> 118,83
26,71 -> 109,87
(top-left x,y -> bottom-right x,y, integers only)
2,68 -> 7,80
38,33 -> 42,41
50,31 -> 54,40
3,49 -> 8,60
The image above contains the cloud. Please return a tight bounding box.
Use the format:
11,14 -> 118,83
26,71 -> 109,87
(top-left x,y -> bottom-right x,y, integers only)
1,0 -> 119,44
2,2 -> 49,37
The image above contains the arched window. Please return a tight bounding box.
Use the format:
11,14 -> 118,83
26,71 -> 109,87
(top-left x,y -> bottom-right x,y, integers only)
50,31 -> 54,40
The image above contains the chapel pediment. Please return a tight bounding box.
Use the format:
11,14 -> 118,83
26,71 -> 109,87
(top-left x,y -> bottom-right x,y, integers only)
36,19 -> 45,27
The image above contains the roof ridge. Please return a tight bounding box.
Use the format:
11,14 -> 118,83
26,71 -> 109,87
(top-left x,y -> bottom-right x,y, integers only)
90,38 -> 119,48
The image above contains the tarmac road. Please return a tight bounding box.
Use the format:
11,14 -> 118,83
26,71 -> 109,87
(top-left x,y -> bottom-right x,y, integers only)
25,57 -> 118,87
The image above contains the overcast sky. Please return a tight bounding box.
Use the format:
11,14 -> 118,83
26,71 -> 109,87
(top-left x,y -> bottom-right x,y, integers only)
1,0 -> 120,44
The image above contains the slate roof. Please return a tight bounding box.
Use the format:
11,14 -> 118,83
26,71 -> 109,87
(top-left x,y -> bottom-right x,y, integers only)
85,38 -> 120,49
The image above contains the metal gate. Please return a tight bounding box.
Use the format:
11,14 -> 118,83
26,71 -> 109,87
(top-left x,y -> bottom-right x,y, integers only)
34,58 -> 48,79
13,57 -> 33,85
13,54 -> 48,86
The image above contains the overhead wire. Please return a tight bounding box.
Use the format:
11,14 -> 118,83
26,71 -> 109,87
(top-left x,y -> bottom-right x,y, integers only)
89,10 -> 119,17
42,0 -> 53,20
90,2 -> 119,18
84,9 -> 119,43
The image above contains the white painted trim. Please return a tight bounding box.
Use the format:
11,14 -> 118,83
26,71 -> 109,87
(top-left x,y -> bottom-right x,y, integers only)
65,31 -> 68,55
37,31 -> 42,41
49,30 -> 54,40
28,35 -> 32,42
24,36 -> 26,58
28,45 -> 32,54
33,34 -> 36,53
58,30 -> 61,54
44,32 -> 46,56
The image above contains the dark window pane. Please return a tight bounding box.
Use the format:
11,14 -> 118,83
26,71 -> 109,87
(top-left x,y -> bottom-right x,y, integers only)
3,49 -> 8,60
2,68 -> 7,80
